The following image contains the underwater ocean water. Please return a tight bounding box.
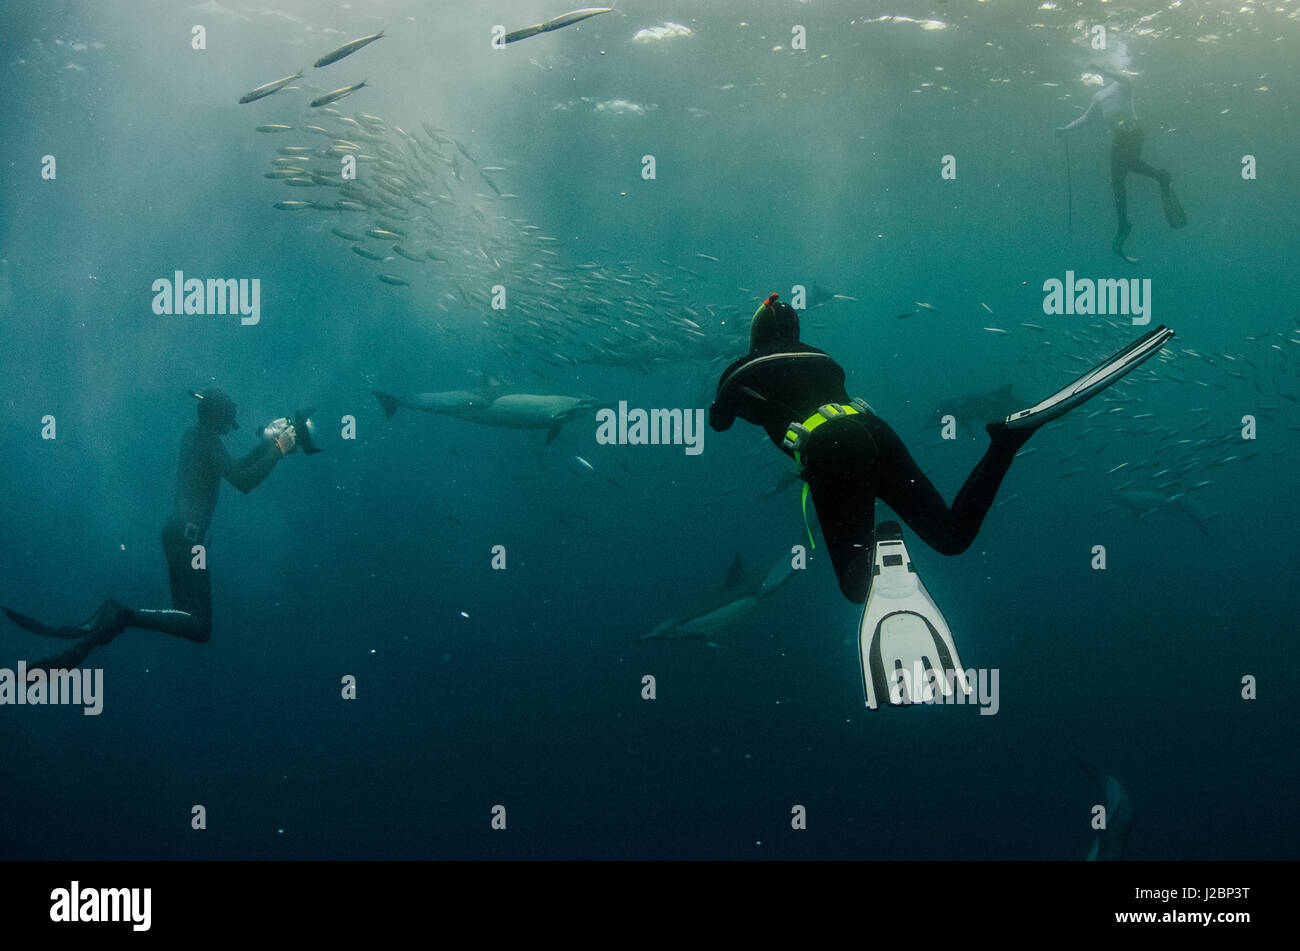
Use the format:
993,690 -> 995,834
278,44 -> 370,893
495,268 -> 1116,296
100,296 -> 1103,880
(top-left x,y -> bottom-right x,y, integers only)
0,0 -> 1296,866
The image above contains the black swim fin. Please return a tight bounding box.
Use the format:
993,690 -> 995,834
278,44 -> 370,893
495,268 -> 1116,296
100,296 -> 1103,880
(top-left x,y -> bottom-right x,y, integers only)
3,606 -> 86,639
3,600 -> 127,642
1161,185 -> 1187,229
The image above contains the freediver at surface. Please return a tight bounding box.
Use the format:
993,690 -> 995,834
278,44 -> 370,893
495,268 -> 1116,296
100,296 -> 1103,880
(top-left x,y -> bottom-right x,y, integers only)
1056,65 -> 1186,263
3,389 -> 302,669
709,294 -> 1173,706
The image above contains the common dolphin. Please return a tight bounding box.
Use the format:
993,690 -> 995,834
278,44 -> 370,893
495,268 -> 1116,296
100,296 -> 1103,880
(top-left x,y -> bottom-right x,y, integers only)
373,388 -> 604,443
1078,759 -> 1133,860
641,554 -> 795,648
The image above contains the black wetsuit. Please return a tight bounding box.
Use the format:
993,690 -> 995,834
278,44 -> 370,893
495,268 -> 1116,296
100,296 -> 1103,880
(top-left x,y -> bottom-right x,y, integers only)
1061,75 -> 1170,243
160,424 -> 282,640
1110,119 -> 1170,237
710,344 -> 1024,603
13,421 -> 282,669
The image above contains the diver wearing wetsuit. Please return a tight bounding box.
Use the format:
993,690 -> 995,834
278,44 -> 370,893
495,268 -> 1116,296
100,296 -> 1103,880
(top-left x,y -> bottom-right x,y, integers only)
710,295 -> 1030,603
3,389 -> 297,668
1056,66 -> 1179,260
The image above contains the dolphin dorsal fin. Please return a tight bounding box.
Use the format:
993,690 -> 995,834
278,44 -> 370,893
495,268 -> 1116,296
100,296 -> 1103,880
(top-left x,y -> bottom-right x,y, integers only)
723,554 -> 744,590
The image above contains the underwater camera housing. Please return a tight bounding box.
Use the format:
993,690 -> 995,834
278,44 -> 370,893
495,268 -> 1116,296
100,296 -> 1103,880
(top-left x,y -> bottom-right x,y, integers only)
292,408 -> 322,454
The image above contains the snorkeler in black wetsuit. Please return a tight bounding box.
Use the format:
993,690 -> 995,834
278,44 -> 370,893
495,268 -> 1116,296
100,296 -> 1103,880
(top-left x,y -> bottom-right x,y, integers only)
1056,66 -> 1184,262
3,389 -> 298,669
710,294 -> 1174,604
710,295 -> 1030,603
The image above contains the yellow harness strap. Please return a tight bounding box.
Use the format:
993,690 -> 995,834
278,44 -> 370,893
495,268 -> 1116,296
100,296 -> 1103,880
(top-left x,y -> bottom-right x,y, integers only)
782,399 -> 873,551
800,482 -> 814,550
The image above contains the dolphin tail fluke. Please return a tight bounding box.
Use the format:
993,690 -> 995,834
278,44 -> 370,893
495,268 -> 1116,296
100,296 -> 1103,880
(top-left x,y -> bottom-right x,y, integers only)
372,391 -> 401,419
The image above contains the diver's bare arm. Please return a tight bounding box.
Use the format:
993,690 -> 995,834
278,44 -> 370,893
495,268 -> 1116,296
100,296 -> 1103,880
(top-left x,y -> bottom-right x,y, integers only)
1060,89 -> 1102,132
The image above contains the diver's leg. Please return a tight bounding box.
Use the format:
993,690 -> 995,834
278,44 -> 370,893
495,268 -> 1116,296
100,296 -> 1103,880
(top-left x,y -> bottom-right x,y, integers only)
4,523 -> 212,668
1123,123 -> 1167,184
1110,142 -> 1132,251
1132,159 -> 1175,221
53,525 -> 215,645
1131,160 -> 1165,183
803,424 -> 882,604
125,608 -> 209,642
865,413 -> 1024,557
143,522 -> 213,642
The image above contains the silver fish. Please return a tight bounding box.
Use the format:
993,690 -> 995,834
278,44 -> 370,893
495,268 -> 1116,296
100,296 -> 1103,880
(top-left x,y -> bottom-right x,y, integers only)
313,32 -> 385,68
504,7 -> 613,44
310,81 -> 367,109
238,72 -> 302,104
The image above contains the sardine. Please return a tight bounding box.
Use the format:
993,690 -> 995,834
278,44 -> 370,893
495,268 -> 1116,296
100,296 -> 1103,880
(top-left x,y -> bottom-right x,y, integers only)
310,80 -> 367,108
239,71 -> 303,104
313,32 -> 385,69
